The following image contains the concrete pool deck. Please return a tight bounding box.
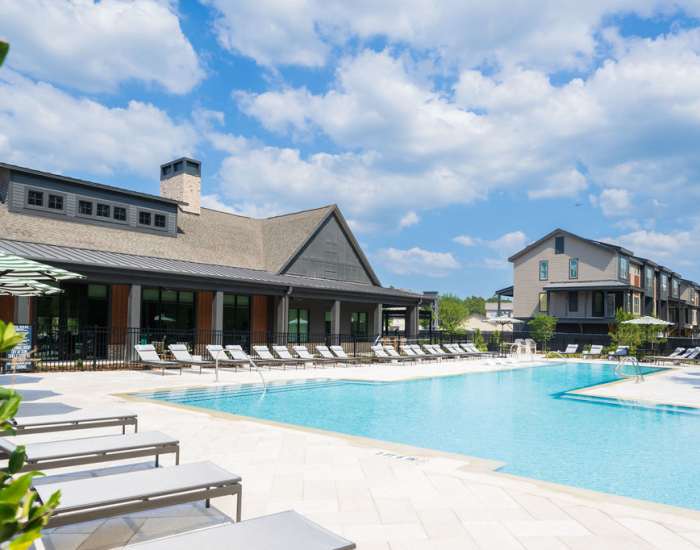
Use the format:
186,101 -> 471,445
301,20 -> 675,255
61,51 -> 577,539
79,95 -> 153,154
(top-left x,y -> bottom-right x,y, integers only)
10,358 -> 700,549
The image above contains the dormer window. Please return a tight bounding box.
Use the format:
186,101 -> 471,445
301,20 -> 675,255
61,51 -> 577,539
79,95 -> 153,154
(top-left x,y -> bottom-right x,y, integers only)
154,214 -> 166,228
96,204 -> 110,217
555,236 -> 565,254
139,211 -> 151,226
113,206 -> 127,221
28,190 -> 43,206
78,200 -> 93,216
48,194 -> 63,210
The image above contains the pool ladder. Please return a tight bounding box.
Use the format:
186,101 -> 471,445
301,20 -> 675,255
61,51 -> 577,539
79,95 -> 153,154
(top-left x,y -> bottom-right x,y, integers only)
213,356 -> 267,393
614,356 -> 645,383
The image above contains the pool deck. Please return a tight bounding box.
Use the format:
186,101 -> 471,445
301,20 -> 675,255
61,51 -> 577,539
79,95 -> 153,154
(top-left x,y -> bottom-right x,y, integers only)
12,358 -> 700,550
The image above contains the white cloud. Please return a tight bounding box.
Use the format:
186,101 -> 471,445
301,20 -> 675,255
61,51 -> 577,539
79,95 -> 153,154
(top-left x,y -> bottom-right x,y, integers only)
598,188 -> 632,217
375,247 -> 460,277
398,211 -> 420,229
0,0 -> 203,94
607,223 -> 700,268
453,235 -> 477,247
0,71 -> 197,176
528,169 -> 588,199
205,0 -> 688,71
487,231 -> 528,256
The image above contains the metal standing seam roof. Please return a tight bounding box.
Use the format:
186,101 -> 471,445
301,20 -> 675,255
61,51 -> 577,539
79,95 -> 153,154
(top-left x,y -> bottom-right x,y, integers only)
0,239 -> 423,300
543,280 -> 633,290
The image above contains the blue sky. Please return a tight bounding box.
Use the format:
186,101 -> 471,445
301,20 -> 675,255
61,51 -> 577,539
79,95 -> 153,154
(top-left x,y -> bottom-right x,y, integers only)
2,1 -> 700,297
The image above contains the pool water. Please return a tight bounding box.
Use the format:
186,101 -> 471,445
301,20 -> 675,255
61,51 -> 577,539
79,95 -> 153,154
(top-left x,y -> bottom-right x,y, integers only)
136,363 -> 700,510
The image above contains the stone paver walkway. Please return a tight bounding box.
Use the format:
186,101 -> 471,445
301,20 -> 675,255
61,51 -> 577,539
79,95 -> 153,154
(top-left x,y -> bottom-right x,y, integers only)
8,360 -> 700,550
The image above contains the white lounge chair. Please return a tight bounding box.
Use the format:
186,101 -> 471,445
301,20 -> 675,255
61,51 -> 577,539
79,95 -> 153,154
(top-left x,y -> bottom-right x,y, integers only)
408,344 -> 432,361
292,345 -> 337,367
134,344 -> 182,375
10,407 -> 138,436
126,510 -> 355,550
272,345 -> 307,368
383,345 -> 414,362
371,345 -> 397,363
1,431 -> 179,471
330,345 -> 365,364
206,345 -> 253,370
224,345 -> 256,368
169,344 -> 215,374
36,461 -> 242,528
253,345 -> 294,369
582,345 -> 604,358
559,344 -> 579,356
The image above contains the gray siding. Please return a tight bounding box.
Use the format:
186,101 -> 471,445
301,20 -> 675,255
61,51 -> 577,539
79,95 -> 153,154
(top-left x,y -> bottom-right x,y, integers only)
284,215 -> 373,285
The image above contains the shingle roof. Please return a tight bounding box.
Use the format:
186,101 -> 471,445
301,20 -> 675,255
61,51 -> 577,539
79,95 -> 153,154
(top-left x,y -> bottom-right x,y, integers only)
0,239 -> 422,300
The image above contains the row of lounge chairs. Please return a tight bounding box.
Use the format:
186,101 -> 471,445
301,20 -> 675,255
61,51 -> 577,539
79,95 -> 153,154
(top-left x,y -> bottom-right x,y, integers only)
648,346 -> 700,365
135,342 -> 496,374
6,406 -> 354,548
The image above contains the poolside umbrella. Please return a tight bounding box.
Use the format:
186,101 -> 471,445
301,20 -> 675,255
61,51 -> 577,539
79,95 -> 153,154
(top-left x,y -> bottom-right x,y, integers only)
621,316 -> 673,326
0,251 -> 84,282
0,279 -> 62,296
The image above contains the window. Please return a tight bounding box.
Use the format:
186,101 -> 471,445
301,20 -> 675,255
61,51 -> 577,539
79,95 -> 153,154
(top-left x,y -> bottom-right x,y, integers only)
568,291 -> 578,313
538,292 -> 548,313
288,309 -> 309,343
619,256 -> 629,281
351,312 -> 368,336
645,266 -> 654,294
138,211 -> 151,225
96,204 -> 110,217
660,274 -> 669,297
592,291 -> 605,317
539,260 -> 549,281
555,236 -> 565,254
78,200 -> 93,216
113,206 -> 127,221
173,161 -> 183,172
223,294 -> 250,333
154,214 -> 166,228
569,258 -> 578,280
325,311 -> 332,335
47,194 -> 63,210
141,288 -> 195,331
672,279 -> 680,298
27,190 -> 43,207
633,294 -> 641,315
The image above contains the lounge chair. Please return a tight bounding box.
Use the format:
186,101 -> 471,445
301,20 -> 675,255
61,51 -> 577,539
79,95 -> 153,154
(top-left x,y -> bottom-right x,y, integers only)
672,347 -> 700,365
169,344 -> 216,374
134,344 -> 182,375
460,343 -> 497,358
400,345 -> 421,361
647,347 -> 686,364
253,345 -> 295,369
608,346 -> 629,360
443,343 -> 473,358
330,345 -> 365,364
558,344 -> 579,356
10,407 -> 138,436
224,345 -> 257,369
408,344 -> 433,361
421,344 -> 446,359
1,431 -> 179,471
582,345 -> 604,358
271,345 -> 308,368
383,345 -> 414,363
371,345 -> 394,363
316,345 -> 347,366
206,345 -> 252,370
126,510 -> 355,550
36,461 -> 242,528
292,345 -> 337,366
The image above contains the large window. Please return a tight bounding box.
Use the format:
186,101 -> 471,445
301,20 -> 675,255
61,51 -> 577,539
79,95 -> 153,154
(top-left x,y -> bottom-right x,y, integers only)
619,256 -> 629,281
568,291 -> 578,313
539,260 -> 549,281
569,258 -> 578,280
672,279 -> 680,298
223,294 -> 250,333
538,292 -> 548,313
288,309 -> 309,343
644,266 -> 654,294
633,293 -> 641,315
660,274 -> 669,297
141,288 -> 195,331
592,291 -> 605,317
35,283 -> 109,336
555,236 -> 565,254
351,312 -> 368,336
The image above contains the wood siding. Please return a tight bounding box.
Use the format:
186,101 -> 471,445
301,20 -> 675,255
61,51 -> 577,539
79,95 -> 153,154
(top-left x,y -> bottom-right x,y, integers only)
0,296 -> 14,323
197,291 -> 213,342
251,295 -> 269,335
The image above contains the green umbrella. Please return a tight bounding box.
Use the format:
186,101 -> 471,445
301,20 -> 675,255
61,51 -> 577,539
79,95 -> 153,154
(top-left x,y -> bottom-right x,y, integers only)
0,251 -> 84,282
0,280 -> 62,296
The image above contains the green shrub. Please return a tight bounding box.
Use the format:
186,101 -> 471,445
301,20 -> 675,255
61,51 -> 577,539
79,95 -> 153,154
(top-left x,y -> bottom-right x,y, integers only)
472,329 -> 487,351
528,314 -> 557,351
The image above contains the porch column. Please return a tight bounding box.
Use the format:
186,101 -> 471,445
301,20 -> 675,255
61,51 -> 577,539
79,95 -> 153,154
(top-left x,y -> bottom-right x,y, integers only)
330,300 -> 341,343
213,291 -> 224,344
275,295 -> 289,336
405,305 -> 418,339
372,303 -> 383,339
14,297 -> 31,325
128,284 -> 141,328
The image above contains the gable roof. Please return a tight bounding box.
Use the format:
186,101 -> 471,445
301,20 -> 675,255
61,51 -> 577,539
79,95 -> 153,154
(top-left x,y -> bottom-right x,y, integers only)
507,228 -> 633,262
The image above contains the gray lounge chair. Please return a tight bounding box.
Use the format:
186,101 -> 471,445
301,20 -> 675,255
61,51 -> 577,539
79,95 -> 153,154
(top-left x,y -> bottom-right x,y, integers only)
582,345 -> 604,358
169,344 -> 215,374
36,461 -> 242,528
459,343 -> 497,358
0,431 -> 179,471
126,510 -> 355,550
10,407 -> 137,436
559,344 -> 579,356
134,345 -> 182,375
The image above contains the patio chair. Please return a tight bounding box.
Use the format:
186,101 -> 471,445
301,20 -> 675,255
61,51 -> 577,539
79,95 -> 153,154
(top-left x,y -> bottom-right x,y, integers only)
206,345 -> 253,370
671,347 -> 700,365
443,343 -> 473,358
292,345 -> 337,367
134,344 -> 182,375
253,345 -> 295,369
559,344 -> 579,356
315,345 -> 347,366
271,345 -> 308,368
525,339 -> 538,354
400,345 -> 422,362
10,407 -> 138,436
408,344 -> 433,361
383,345 -> 414,363
582,345 -> 604,358
224,345 -> 257,369
460,343 -> 497,358
421,344 -> 445,358
330,345 -> 365,364
0,431 -> 179,471
608,346 -> 629,360
169,344 -> 216,374
647,347 -> 686,364
36,461 -> 242,528
126,510 -> 355,550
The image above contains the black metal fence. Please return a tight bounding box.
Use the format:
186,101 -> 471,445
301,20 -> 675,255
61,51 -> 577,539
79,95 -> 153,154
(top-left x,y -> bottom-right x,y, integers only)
12,326 -> 381,372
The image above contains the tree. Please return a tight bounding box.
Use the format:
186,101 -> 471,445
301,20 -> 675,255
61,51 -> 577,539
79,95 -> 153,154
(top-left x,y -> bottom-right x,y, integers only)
438,294 -> 469,332
463,296 -> 486,316
0,41 -> 8,67
528,314 -> 557,351
0,321 -> 59,549
472,328 -> 487,351
609,309 -> 642,354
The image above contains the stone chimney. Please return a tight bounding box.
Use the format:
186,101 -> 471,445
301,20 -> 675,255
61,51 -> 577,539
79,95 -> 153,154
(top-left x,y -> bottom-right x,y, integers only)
160,157 -> 201,214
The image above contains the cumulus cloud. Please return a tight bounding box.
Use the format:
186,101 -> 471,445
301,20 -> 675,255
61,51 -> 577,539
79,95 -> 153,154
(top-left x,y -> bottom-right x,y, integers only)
598,188 -> 632,217
0,71 -> 197,176
453,235 -> 477,247
528,169 -> 588,199
0,0 -> 203,94
611,226 -> 699,264
398,211 -> 420,229
375,247 -> 460,277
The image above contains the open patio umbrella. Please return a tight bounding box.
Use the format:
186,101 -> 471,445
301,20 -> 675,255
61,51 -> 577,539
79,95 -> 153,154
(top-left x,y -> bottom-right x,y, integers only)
0,279 -> 62,296
0,251 -> 84,282
621,316 -> 673,326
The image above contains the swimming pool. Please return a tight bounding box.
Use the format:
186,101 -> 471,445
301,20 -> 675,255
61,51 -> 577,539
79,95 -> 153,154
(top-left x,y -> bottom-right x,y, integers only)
135,362 -> 700,510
